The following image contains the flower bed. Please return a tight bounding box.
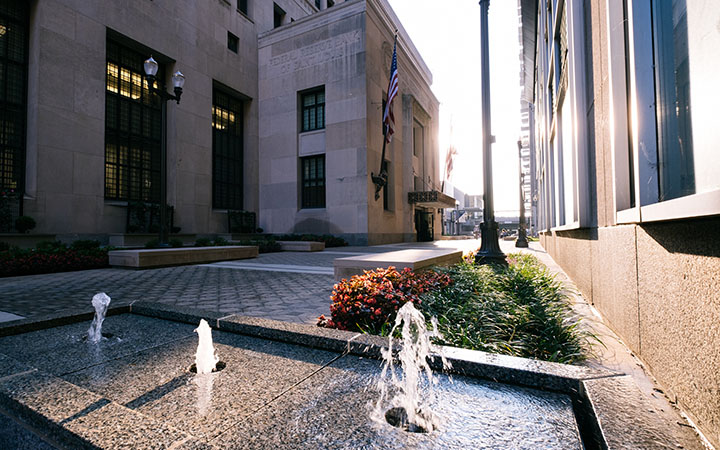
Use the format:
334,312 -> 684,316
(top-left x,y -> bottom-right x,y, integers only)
319,254 -> 592,364
0,240 -> 111,278
317,266 -> 451,333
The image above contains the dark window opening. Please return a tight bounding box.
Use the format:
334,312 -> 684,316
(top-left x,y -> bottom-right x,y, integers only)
315,0 -> 321,9
0,0 -> 29,230
328,0 -> 335,7
104,38 -> 162,202
301,155 -> 325,208
273,3 -> 285,28
238,0 -> 248,15
227,32 -> 238,53
301,88 -> 325,132
212,88 -> 244,210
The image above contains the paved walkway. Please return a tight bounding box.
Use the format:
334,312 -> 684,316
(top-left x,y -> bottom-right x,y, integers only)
0,242 -> 475,324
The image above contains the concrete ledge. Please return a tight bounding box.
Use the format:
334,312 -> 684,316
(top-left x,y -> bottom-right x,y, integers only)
108,245 -> 258,268
277,240 -> 325,252
333,248 -> 462,280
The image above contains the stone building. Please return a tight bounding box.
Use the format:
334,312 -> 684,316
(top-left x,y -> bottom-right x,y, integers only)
0,0 -> 449,246
519,0 -> 720,446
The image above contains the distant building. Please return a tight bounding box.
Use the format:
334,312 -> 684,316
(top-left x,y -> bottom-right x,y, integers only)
520,0 -> 720,445
0,0 -> 452,246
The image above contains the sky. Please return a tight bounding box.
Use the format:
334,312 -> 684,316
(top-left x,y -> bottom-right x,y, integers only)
386,0 -> 523,214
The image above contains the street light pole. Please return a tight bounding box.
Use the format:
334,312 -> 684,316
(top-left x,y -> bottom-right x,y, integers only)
516,139 -> 529,248
143,57 -> 184,246
475,0 -> 506,265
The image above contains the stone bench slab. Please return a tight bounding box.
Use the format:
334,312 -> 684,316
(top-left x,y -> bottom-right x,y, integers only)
333,248 -> 462,280
108,245 -> 258,268
276,241 -> 325,252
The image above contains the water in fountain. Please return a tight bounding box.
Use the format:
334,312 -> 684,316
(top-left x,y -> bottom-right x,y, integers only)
373,301 -> 450,433
194,319 -> 219,375
87,292 -> 111,343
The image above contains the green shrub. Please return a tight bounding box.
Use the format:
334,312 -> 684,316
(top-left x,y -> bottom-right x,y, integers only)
36,240 -> 67,252
213,236 -> 229,246
195,238 -> 212,247
169,238 -> 184,248
420,254 -> 591,364
14,216 -> 36,233
70,240 -> 101,251
145,239 -> 160,249
0,242 -> 9,252
237,238 -> 281,253
318,267 -> 452,333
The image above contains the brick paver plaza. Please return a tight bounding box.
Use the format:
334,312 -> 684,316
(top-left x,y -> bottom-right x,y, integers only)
0,243 -> 460,324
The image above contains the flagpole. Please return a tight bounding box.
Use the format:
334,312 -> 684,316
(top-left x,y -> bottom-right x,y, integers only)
372,31 -> 398,201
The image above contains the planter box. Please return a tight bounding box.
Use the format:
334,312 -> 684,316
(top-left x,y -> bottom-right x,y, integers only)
333,248 -> 462,280
108,245 -> 258,268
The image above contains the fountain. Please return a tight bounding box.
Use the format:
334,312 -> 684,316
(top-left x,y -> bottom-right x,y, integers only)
193,319 -> 219,374
373,302 -> 450,433
87,292 -> 111,343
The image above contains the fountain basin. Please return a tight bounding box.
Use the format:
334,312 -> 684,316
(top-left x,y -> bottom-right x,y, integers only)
0,303 -> 699,449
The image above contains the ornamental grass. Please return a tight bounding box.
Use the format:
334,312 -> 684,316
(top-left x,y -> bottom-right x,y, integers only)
422,254 -> 591,364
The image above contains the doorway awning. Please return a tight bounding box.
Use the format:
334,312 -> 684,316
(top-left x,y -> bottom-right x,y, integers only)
408,190 -> 456,208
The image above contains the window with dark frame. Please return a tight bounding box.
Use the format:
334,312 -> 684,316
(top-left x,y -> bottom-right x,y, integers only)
301,88 -> 325,132
227,31 -> 238,53
0,0 -> 29,198
212,88 -> 244,210
328,0 -> 335,7
315,0 -> 321,9
301,155 -> 325,209
104,38 -> 162,202
237,0 -> 248,15
273,3 -> 285,28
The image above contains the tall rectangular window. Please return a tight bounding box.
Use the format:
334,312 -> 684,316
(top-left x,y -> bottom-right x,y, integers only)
238,0 -> 248,15
301,155 -> 325,208
104,38 -> 162,202
212,88 -> 244,210
0,0 -> 29,195
301,88 -> 325,132
273,3 -> 285,28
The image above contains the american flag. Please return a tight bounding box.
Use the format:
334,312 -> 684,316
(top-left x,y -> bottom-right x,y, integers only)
383,37 -> 398,143
445,144 -> 458,181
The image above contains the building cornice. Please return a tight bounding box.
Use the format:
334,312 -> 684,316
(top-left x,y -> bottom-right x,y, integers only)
258,0 -> 365,47
365,0 -> 433,88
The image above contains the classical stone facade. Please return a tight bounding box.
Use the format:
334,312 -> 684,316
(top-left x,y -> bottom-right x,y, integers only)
520,0 -> 720,446
3,0 -> 444,245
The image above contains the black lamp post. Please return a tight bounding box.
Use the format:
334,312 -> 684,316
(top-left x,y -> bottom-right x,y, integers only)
143,56 -> 184,246
515,139 -> 529,248
475,0 -> 506,265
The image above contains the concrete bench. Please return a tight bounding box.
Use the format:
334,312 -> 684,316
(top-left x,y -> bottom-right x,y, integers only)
277,241 -> 325,252
333,248 -> 462,280
108,245 -> 258,268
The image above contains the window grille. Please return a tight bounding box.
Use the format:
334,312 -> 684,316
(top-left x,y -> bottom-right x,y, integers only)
301,155 -> 325,208
301,88 -> 325,132
212,89 -> 244,210
104,38 -> 162,202
0,0 -> 28,208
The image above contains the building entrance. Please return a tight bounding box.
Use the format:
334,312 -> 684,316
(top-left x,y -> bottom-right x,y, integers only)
415,209 -> 434,242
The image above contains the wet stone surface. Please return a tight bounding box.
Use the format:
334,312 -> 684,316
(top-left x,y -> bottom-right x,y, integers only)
0,313 -> 583,449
